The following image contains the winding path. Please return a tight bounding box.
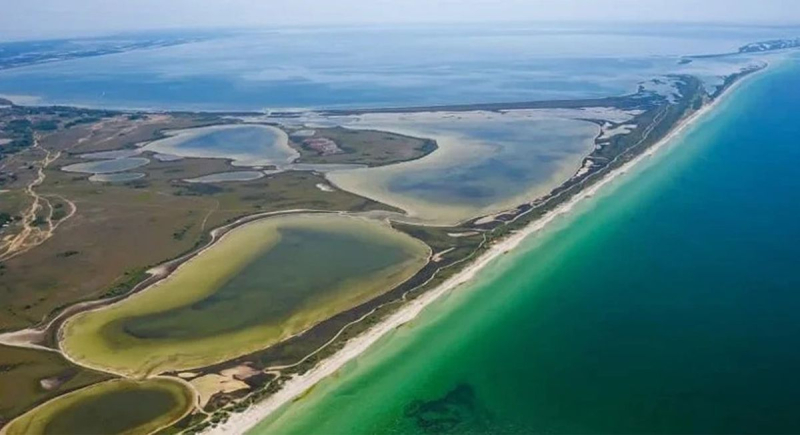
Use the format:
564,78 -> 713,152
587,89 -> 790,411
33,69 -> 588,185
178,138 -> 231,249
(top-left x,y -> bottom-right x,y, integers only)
0,135 -> 69,262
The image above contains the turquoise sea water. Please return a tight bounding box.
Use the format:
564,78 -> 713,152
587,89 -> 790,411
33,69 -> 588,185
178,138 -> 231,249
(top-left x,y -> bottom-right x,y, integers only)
253,59 -> 800,434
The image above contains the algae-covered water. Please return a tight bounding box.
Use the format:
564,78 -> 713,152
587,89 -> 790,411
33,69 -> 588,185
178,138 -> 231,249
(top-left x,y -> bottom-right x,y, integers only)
4,378 -> 193,435
61,214 -> 429,376
253,59 -> 800,434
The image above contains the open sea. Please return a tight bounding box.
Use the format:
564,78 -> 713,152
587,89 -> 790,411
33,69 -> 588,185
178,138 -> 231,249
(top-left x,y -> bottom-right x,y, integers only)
251,56 -> 800,434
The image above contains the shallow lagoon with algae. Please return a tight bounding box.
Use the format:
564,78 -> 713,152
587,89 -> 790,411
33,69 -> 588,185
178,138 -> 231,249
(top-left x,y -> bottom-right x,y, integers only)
60,213 -> 429,377
4,378 -> 194,435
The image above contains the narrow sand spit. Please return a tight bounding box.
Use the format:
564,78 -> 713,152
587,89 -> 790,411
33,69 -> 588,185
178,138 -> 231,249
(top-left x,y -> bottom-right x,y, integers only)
204,68 -> 768,435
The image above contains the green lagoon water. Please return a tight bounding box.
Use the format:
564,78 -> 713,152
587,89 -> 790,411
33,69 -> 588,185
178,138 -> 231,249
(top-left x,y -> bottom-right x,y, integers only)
122,226 -> 419,340
5,379 -> 193,435
254,59 -> 800,434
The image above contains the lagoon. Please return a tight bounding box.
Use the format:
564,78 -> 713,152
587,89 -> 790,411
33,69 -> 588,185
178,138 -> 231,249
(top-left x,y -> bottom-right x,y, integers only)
184,170 -> 265,183
61,157 -> 150,174
89,172 -> 146,183
327,110 -> 607,224
142,124 -> 297,167
60,214 -> 429,377
4,378 -> 194,435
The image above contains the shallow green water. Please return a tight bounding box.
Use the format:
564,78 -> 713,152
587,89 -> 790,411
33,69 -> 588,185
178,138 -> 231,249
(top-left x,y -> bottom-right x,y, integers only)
43,387 -> 178,434
121,226 -> 416,340
62,214 -> 429,376
254,59 -> 800,434
6,379 -> 193,435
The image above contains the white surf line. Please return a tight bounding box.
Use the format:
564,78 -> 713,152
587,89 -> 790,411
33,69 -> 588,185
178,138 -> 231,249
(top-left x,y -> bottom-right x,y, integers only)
204,66 -> 768,435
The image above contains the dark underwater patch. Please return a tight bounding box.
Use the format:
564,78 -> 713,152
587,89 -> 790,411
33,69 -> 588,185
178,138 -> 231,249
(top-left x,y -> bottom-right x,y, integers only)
403,383 -> 491,434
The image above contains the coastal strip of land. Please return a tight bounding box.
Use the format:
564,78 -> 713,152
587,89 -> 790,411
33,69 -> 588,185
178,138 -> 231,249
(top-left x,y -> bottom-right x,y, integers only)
283,94 -> 645,117
204,60 -> 770,435
0,43 -> 786,433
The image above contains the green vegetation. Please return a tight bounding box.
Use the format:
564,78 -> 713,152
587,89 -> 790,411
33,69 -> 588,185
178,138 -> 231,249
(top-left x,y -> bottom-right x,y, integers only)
290,126 -> 437,167
50,208 -> 67,222
5,119 -> 32,135
176,183 -> 224,196
61,214 -> 429,376
31,215 -> 47,227
0,119 -> 34,158
32,120 -> 59,132
56,250 -> 80,258
101,269 -> 149,299
63,116 -> 101,129
172,223 -> 194,241
3,378 -> 194,435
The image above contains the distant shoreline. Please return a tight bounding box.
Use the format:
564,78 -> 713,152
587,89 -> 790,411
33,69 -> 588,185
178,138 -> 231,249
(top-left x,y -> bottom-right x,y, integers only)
0,92 -> 642,118
3,39 -> 793,117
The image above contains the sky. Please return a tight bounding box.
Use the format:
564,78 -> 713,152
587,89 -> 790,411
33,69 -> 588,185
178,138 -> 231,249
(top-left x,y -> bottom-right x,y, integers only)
1,0 -> 799,40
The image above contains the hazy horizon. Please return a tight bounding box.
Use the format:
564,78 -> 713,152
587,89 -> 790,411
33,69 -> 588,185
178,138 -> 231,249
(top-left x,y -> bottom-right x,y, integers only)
2,0 -> 800,41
